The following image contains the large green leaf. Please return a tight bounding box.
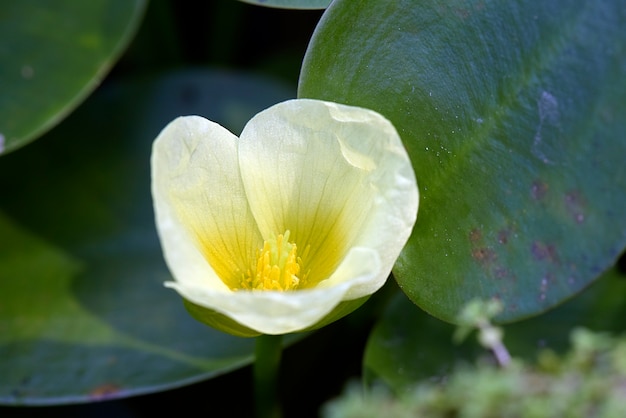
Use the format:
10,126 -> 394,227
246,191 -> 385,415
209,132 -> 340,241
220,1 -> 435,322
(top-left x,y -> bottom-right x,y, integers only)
237,0 -> 330,9
0,69 -> 296,405
0,0 -> 146,155
364,268 -> 626,393
299,0 -> 626,322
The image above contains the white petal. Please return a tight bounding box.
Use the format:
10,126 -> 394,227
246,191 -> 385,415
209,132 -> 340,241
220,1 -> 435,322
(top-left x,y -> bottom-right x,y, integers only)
321,104 -> 419,299
151,116 -> 262,291
165,247 -> 380,335
238,99 -> 418,294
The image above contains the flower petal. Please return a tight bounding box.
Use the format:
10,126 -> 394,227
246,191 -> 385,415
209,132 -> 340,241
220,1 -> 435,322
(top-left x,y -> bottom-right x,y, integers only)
151,116 -> 263,291
151,100 -> 418,336
238,99 -> 418,293
317,104 -> 419,299
166,247 -> 380,335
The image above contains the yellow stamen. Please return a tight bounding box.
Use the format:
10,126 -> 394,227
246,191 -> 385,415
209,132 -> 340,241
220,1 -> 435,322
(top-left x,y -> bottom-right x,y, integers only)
240,231 -> 308,291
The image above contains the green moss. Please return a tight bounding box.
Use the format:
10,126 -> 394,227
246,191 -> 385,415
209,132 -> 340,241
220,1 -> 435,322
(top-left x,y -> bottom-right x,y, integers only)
324,328 -> 626,418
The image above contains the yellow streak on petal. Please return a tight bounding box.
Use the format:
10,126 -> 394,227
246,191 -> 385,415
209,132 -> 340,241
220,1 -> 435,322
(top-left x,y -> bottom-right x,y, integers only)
152,115 -> 264,292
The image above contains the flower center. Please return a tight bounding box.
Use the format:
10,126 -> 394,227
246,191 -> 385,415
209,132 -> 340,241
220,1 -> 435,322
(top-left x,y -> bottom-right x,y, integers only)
240,230 -> 308,291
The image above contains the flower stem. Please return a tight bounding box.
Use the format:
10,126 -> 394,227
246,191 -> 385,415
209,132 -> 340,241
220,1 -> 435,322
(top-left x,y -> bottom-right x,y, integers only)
254,334 -> 283,418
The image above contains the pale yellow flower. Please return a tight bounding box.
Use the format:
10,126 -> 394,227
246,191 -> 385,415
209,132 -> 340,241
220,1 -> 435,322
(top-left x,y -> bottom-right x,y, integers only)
151,99 -> 418,336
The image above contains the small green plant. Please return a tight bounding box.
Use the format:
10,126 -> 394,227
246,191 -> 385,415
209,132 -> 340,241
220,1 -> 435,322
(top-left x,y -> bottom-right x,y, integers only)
453,298 -> 511,367
323,300 -> 626,418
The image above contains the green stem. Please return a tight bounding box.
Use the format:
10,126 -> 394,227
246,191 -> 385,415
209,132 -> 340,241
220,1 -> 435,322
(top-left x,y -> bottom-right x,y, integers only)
254,334 -> 283,418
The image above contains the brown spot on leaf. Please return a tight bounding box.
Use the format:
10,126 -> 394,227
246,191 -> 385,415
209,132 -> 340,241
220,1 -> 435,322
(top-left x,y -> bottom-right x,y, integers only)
531,241 -> 559,263
531,180 -> 549,200
469,228 -> 482,243
472,247 -> 497,265
89,383 -> 121,400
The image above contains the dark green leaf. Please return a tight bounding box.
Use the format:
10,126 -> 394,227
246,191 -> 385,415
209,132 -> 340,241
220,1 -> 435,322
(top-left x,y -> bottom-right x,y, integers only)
0,0 -> 146,155
299,0 -> 626,322
0,69 -> 296,405
237,0 -> 330,9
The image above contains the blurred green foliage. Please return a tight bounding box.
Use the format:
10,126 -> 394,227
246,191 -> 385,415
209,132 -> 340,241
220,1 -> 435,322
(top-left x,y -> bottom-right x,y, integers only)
325,327 -> 626,418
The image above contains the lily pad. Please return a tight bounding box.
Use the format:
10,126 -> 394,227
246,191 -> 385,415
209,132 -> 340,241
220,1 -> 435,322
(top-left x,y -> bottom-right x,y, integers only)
299,0 -> 626,322
0,0 -> 146,155
364,268 -> 626,393
237,0 -> 330,9
0,69 -> 296,405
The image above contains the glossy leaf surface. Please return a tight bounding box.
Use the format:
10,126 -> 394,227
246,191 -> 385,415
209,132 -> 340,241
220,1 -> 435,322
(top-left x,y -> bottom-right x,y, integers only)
238,0 -> 329,9
0,0 -> 146,155
299,0 -> 626,322
0,70 -> 295,405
